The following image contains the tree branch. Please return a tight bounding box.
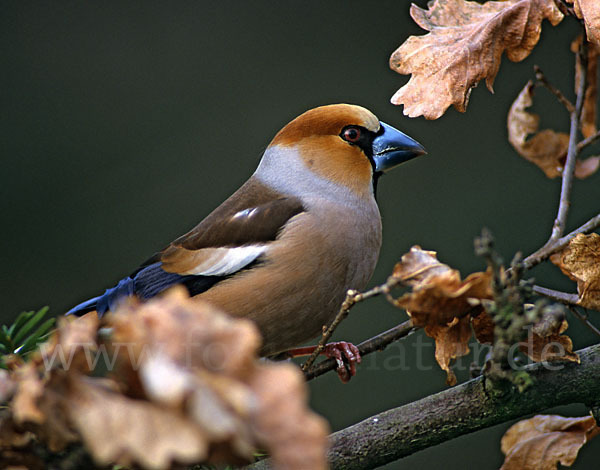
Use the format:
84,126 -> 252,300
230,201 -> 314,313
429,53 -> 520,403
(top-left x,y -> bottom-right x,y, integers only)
534,65 -> 575,113
532,285 -> 580,305
247,343 -> 600,470
567,306 -> 600,339
549,42 -> 587,241
532,290 -> 600,338
576,128 -> 600,152
304,319 -> 416,381
522,211 -> 600,270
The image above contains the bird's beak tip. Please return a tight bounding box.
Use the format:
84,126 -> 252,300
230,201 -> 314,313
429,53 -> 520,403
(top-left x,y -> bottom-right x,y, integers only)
372,122 -> 426,173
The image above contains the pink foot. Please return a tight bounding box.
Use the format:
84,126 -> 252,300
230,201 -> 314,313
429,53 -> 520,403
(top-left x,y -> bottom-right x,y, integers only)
323,341 -> 361,383
287,341 -> 361,383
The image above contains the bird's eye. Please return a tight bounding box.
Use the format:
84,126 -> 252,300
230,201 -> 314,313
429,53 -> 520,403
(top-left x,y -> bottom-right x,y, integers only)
342,127 -> 361,143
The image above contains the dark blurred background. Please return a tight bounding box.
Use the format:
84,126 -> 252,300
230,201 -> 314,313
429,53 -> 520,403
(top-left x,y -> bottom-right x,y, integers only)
2,2 -> 599,468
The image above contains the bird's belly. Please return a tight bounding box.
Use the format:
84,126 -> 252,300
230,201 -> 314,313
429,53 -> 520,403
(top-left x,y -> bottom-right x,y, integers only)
196,208 -> 381,356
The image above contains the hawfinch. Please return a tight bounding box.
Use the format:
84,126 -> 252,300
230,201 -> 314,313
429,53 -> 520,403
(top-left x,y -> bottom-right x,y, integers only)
67,104 -> 425,379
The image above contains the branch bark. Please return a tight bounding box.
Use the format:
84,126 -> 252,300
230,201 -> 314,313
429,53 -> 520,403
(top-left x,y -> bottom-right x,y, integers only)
521,211 -> 600,270
247,343 -> 600,470
532,285 -> 580,305
549,41 -> 587,241
304,320 -> 416,381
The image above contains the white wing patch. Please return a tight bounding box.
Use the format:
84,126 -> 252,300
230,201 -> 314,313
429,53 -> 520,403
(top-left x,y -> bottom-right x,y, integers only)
183,245 -> 266,276
232,207 -> 260,219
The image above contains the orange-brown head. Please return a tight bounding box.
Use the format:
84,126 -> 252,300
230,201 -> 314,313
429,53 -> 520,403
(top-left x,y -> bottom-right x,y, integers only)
262,104 -> 425,198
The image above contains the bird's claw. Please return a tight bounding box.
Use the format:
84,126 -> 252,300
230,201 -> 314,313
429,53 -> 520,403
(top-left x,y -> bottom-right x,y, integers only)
323,341 -> 361,383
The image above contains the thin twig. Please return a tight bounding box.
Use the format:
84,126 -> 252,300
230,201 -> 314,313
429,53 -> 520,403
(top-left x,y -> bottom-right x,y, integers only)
576,128 -> 600,152
300,278 -> 401,372
549,43 -> 588,241
304,319 -> 417,381
532,285 -> 580,305
533,288 -> 600,339
567,306 -> 600,338
522,211 -> 600,270
534,65 -> 575,113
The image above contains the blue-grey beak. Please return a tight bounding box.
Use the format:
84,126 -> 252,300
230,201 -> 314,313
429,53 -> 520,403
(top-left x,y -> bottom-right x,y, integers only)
372,122 -> 426,173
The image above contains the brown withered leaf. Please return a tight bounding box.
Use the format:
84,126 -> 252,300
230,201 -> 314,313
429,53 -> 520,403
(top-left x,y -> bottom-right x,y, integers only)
0,369 -> 16,404
0,411 -> 45,470
392,246 -> 493,384
5,312 -> 100,455
501,414 -> 600,470
35,311 -> 99,376
507,81 -> 600,179
550,233 -> 600,310
0,414 -> 44,470
249,365 -> 330,470
425,317 -> 472,386
575,155 -> 600,178
11,362 -> 44,425
104,288 -> 329,469
519,316 -> 579,364
573,36 -> 599,139
68,376 -> 208,470
4,288 -> 329,469
390,0 -> 563,119
10,314 -> 102,453
570,0 -> 600,46
471,310 -> 495,345
393,246 -> 493,326
0,411 -> 32,449
32,372 -> 82,452
392,246 -> 449,286
11,367 -> 80,452
109,291 -> 259,378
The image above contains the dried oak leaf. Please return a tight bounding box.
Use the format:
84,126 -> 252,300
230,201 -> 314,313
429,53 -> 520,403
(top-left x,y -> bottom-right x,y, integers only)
11,362 -> 44,425
390,0 -> 563,119
11,312 -> 98,424
109,290 -> 259,378
569,0 -> 600,46
550,232 -> 600,310
392,246 -> 493,384
519,315 -> 579,364
393,246 -> 493,326
248,365 -> 331,470
425,317 -> 472,386
501,414 -> 600,470
68,375 -> 208,470
471,310 -> 495,345
101,287 -> 329,469
9,313 -> 99,453
4,289 -> 329,470
508,80 -> 600,179
0,411 -> 32,449
0,369 -> 16,405
0,409 -> 43,470
0,414 -> 45,470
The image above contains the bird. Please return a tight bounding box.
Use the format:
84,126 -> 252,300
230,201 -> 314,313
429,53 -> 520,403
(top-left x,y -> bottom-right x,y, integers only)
67,103 -> 425,381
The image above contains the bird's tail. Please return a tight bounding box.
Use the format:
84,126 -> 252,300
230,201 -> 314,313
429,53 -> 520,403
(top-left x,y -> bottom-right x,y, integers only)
66,277 -> 135,316
65,295 -> 100,316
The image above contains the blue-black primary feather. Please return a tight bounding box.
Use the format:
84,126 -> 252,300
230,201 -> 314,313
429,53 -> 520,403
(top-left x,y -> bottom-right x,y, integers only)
65,262 -> 225,316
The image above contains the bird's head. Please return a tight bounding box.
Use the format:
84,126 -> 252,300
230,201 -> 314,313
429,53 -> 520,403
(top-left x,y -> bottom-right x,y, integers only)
262,104 -> 425,197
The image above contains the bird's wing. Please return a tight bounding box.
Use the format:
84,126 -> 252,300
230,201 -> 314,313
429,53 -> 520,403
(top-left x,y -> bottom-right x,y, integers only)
145,180 -> 305,276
